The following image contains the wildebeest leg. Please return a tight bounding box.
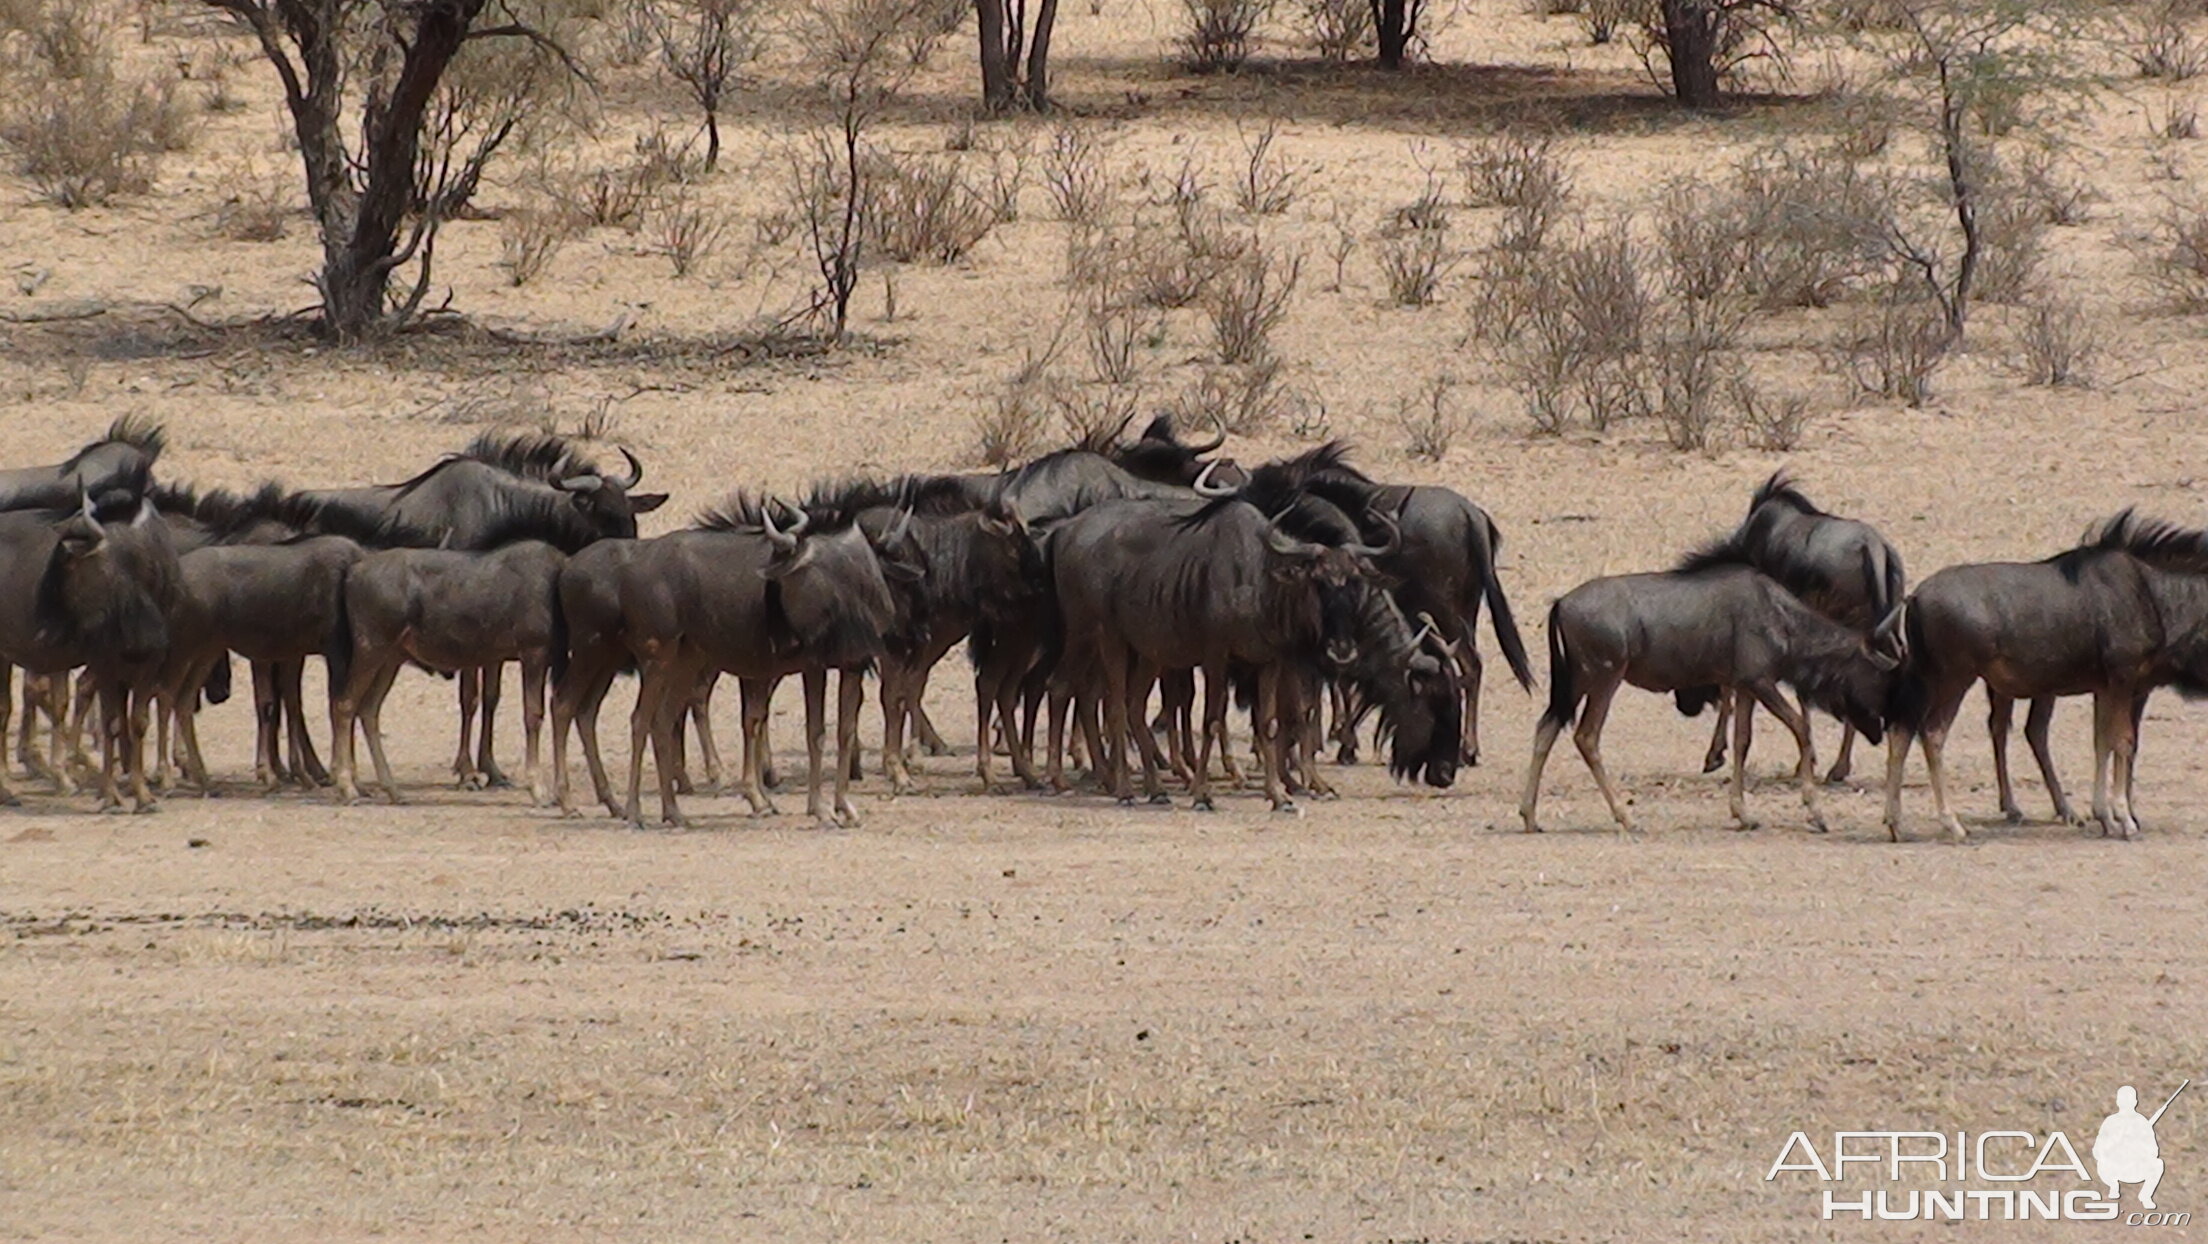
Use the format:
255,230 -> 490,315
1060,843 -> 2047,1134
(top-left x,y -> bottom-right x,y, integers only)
1825,717 -> 1856,785
832,668 -> 864,827
1043,684 -> 1076,793
477,662 -> 510,788
551,659 -> 610,817
1098,640 -> 1136,805
0,665 -> 17,805
1159,671 -> 1192,781
453,667 -> 483,790
13,671 -> 33,779
689,674 -> 725,795
67,671 -> 98,787
1329,680 -> 1357,766
800,668 -> 831,825
90,678 -> 124,813
128,687 -> 159,813
282,660 -> 330,788
2091,690 -> 2142,840
1255,666 -> 1294,814
669,697 -> 694,795
1920,713 -> 1967,844
1460,644 -> 1485,767
520,655 -> 549,807
912,699 -> 948,756
1702,690 -> 1731,775
171,660 -> 218,795
1189,663 -> 1228,811
252,661 -> 283,790
1519,701 -> 1578,836
646,663 -> 691,829
2023,696 -> 2079,825
737,676 -> 779,817
1128,667 -> 1170,804
1753,686 -> 1826,833
1571,672 -> 1633,834
881,657 -> 913,795
1882,726 -> 1913,842
1988,692 -> 2022,823
356,661 -> 406,806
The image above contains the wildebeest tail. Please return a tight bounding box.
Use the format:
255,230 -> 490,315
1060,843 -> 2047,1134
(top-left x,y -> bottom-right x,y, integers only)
203,652 -> 234,707
1539,600 -> 1577,731
324,570 -> 355,694
1882,597 -> 1931,731
549,576 -> 572,686
1478,515 -> 1534,690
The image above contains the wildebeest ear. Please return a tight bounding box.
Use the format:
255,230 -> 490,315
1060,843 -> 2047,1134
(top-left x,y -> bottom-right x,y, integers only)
629,492 -> 669,514
881,558 -> 926,584
1867,646 -> 1902,671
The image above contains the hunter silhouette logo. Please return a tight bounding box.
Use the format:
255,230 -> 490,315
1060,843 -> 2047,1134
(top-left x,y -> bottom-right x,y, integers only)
2097,1081 -> 2187,1211
1767,1078 -> 2193,1224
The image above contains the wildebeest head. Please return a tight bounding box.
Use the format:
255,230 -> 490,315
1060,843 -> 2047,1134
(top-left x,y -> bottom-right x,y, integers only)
1800,638 -> 1896,746
760,501 -> 904,668
548,447 -> 668,539
39,488 -> 178,668
1108,412 -> 1228,485
1261,506 -> 1399,667
974,500 -> 1047,621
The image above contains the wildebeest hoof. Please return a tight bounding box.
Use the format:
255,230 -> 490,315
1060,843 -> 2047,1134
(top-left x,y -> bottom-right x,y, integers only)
1191,795 -> 1215,812
1731,818 -> 1758,832
1701,754 -> 1725,775
456,773 -> 485,791
1805,816 -> 1828,834
382,791 -> 405,807
1115,795 -> 1135,807
2001,805 -> 2024,824
672,777 -> 696,796
1147,792 -> 1171,806
1271,799 -> 1299,816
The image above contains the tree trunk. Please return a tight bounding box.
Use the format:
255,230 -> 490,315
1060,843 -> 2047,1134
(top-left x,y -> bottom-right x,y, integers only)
1022,0 -> 1057,110
1375,0 -> 1409,69
704,110 -> 721,173
976,0 -> 1017,111
1662,0 -> 1722,106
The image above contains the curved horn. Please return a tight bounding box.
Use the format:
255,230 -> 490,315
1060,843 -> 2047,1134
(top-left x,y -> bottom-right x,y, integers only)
133,496 -> 157,527
1415,610 -> 1461,655
884,505 -> 913,549
1263,513 -> 1322,558
1185,409 -> 1227,455
762,501 -> 798,553
1191,459 -> 1236,498
1344,507 -> 1401,561
557,474 -> 603,494
614,447 -> 643,489
79,488 -> 105,539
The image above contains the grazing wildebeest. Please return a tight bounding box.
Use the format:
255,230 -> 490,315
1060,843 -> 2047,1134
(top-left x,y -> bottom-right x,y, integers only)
1235,442 -> 1531,766
620,497 -> 918,828
0,483 -> 180,811
1520,552 -> 1894,835
1687,471 -> 1906,782
155,534 -> 365,793
0,415 -> 166,513
1049,495 -> 1458,811
1883,510 -> 2208,843
329,541 -> 569,806
299,432 -> 666,790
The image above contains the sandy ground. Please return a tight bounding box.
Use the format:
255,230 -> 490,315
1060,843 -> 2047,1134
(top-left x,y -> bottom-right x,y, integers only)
5,0 -> 2208,1238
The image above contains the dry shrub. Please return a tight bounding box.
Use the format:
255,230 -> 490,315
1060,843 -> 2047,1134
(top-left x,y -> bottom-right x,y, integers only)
1204,239 -> 1300,364
1839,283 -> 1948,406
1830,89 -> 1895,160
1577,0 -> 1637,43
2154,94 -> 2201,140
1727,146 -> 1891,308
1970,173 -> 2048,305
1650,297 -> 1747,450
1825,0 -> 1906,32
17,0 -> 103,78
2013,147 -> 2096,226
1299,0 -> 1372,59
1458,132 -> 1570,209
1233,120 -> 1300,216
2011,292 -> 2097,387
1179,0 -> 1272,71
633,124 -> 703,186
1042,122 -> 1113,225
652,190 -> 725,277
2135,196 -> 2208,312
2131,5 -> 2206,81
1376,217 -> 1455,306
976,339 -> 1057,465
501,205 -> 583,286
1396,374 -> 1465,461
981,132 -> 1031,222
1495,223 -> 1650,433
0,71 -> 186,208
1737,380 -> 1810,451
861,147 -> 995,263
900,0 -> 966,65
210,157 -> 293,242
1048,377 -> 1145,446
1174,357 -> 1292,435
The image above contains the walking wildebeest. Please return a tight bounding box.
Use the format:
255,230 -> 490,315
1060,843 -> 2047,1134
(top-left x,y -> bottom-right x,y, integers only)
1883,510 -> 2208,843
0,482 -> 180,811
620,496 -> 919,829
329,541 -> 569,806
1049,494 -> 1459,811
1520,551 -> 1895,835
1233,441 -> 1531,766
299,432 -> 665,790
1687,471 -> 1906,782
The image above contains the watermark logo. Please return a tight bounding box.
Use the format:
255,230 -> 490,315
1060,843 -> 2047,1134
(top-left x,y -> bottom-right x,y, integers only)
1766,1079 -> 2189,1226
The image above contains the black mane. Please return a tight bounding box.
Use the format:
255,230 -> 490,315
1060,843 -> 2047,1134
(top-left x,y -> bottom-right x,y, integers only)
60,414 -> 166,473
803,474 -> 984,519
1750,469 -> 1824,517
456,430 -> 602,482
1674,532 -> 1755,575
2071,508 -> 2208,576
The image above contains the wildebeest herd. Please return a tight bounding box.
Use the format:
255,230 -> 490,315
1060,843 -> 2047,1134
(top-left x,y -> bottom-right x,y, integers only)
2,416 -> 2197,843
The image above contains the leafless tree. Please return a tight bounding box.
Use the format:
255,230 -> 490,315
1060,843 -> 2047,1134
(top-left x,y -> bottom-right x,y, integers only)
649,0 -> 763,173
976,0 -> 1058,110
201,0 -> 582,339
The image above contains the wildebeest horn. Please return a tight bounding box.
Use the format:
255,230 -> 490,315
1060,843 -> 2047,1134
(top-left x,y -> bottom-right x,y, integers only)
557,474 -> 603,493
1185,409 -> 1227,455
1191,459 -> 1236,498
132,496 -> 156,527
762,500 -> 802,552
1344,508 -> 1401,560
1415,611 -> 1460,655
885,505 -> 913,548
1263,514 -> 1322,558
614,447 -> 643,489
79,488 -> 105,540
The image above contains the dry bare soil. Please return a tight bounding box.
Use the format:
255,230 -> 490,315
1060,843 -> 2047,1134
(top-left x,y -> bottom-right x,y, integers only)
4,0 -> 2208,1239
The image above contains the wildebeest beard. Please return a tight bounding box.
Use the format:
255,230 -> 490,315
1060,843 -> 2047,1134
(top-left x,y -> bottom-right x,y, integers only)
1335,585 -> 1462,787
35,500 -> 177,669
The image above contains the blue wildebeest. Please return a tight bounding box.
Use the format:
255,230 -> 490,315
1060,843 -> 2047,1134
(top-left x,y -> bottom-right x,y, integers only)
1048,494 -> 1460,812
0,480 -> 180,811
1884,510 -> 2208,843
297,432 -> 665,789
1521,549 -> 1895,836
0,415 -> 166,513
619,495 -> 920,829
1686,471 -> 1906,782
